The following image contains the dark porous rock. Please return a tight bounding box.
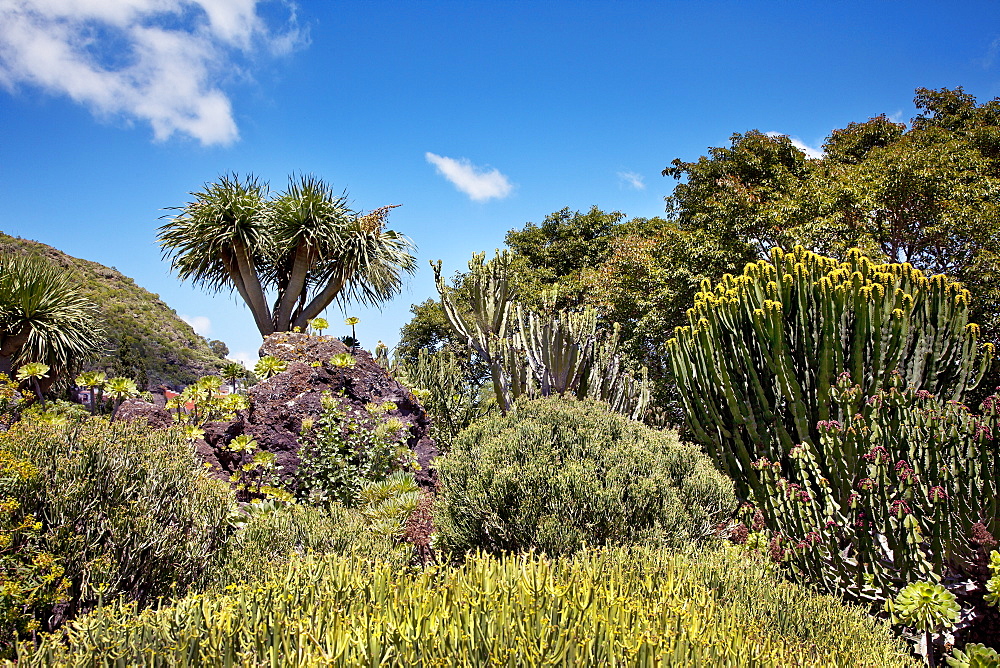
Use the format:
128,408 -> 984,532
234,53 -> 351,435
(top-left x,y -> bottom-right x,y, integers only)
114,398 -> 174,430
203,333 -> 438,491
258,331 -> 350,364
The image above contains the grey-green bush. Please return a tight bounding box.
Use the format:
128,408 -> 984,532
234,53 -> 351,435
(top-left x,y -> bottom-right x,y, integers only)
434,396 -> 736,556
1,416 -> 234,626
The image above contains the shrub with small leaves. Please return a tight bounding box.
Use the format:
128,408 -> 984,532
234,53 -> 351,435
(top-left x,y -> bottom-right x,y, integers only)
0,373 -> 25,427
296,393 -> 415,506
434,396 -> 737,557
0,416 -> 235,632
0,450 -> 69,658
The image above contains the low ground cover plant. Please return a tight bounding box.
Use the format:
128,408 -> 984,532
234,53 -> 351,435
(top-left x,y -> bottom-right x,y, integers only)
11,545 -> 915,667
433,396 -> 736,556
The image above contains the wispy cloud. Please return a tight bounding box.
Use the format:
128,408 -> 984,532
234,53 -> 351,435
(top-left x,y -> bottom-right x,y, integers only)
887,109 -> 905,124
425,152 -> 513,201
978,36 -> 1000,69
617,170 -> 645,190
0,0 -> 305,146
181,314 -> 212,336
765,131 -> 825,159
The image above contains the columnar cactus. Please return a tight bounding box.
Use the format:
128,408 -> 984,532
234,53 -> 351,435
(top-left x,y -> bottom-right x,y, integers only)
668,246 -> 993,498
434,252 -> 649,419
433,252 -> 517,412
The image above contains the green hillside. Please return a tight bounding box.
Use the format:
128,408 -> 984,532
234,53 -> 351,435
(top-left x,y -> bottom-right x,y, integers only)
0,232 -> 224,389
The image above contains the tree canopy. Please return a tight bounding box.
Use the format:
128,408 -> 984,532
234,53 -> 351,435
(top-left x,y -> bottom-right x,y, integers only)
159,173 -> 417,337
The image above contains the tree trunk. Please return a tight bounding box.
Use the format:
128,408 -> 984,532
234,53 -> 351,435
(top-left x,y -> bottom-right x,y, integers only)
232,242 -> 274,336
294,272 -> 353,330
273,242 -> 313,332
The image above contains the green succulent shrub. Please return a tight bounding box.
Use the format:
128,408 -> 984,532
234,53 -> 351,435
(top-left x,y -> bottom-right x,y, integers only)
0,416 -> 235,631
296,393 -> 415,505
434,396 -> 736,557
734,374 -> 999,641
948,644 -> 1000,668
166,375 -> 247,426
668,246 -> 992,501
0,450 -> 68,658
203,501 -> 408,590
14,545 -> 916,667
254,355 -> 287,380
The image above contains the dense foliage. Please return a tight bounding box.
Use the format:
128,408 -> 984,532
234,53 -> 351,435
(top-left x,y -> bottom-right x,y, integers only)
0,417 -> 234,632
0,232 -> 222,389
12,546 -> 914,667
434,397 -> 735,556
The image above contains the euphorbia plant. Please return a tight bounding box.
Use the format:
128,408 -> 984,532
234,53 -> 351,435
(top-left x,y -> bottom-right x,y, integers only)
738,373 -> 999,640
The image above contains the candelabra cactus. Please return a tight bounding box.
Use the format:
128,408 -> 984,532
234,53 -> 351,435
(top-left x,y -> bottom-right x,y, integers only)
434,252 -> 649,419
668,246 -> 993,498
433,251 -> 517,412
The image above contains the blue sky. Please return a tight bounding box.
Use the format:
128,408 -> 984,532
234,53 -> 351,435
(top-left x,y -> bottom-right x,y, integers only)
3,0 -> 1000,368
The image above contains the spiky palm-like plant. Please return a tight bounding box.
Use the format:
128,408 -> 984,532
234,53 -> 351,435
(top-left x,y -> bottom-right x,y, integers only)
159,174 -> 417,336
74,370 -> 107,414
16,362 -> 49,404
0,254 -> 102,378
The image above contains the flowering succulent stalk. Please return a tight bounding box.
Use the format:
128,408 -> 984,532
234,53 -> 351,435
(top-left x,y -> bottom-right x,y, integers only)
16,362 -> 50,404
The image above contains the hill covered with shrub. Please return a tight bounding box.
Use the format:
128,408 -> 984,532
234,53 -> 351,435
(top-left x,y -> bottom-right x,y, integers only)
0,232 -> 222,388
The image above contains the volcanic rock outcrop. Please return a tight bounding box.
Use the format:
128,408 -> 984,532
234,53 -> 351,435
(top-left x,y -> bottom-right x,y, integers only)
220,333 -> 437,489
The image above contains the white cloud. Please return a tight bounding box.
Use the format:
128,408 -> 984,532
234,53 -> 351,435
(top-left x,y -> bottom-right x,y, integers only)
617,170 -> 645,190
425,152 -> 513,201
0,0 -> 304,146
181,314 -> 212,336
887,109 -> 905,124
229,350 -> 257,367
764,131 -> 824,159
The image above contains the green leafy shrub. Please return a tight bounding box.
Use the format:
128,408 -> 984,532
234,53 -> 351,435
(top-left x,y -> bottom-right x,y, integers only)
0,417 -> 235,628
204,501 -> 408,590
297,393 -> 415,505
434,396 -> 736,556
0,373 -> 25,427
395,347 -> 493,451
13,545 -> 916,667
0,450 -> 68,658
